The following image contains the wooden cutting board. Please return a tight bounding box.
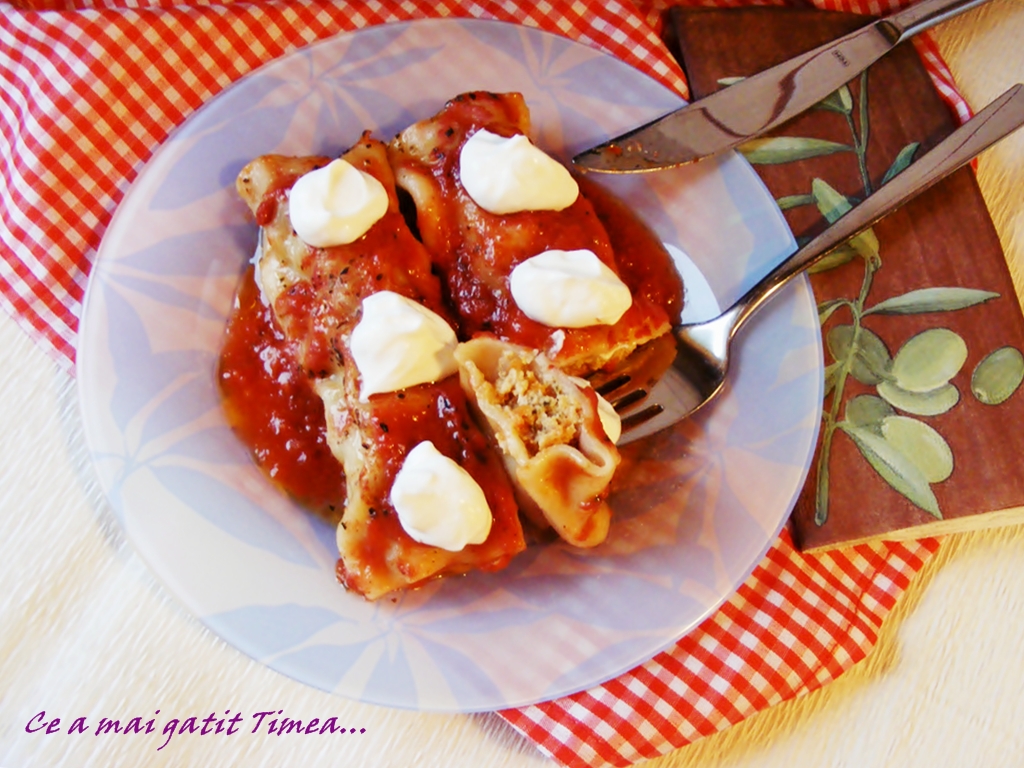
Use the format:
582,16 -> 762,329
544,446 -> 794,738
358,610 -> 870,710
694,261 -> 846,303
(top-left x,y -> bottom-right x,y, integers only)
665,7 -> 1024,551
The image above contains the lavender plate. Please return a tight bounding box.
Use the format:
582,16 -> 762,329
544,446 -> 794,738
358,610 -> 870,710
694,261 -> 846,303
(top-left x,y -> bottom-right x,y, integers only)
77,18 -> 821,712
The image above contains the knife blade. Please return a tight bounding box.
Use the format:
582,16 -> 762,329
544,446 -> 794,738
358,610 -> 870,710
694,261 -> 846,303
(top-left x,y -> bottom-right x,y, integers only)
573,0 -> 991,173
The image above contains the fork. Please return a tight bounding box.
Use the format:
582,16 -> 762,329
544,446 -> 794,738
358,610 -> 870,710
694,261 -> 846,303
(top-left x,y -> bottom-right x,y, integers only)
598,83 -> 1024,445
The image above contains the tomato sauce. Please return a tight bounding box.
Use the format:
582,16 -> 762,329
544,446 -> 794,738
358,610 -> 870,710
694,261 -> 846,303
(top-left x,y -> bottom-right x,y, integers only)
218,266 -> 345,520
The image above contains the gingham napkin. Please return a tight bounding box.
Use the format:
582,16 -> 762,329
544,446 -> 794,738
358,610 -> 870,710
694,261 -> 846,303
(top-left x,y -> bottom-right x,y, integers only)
0,1 -> 959,766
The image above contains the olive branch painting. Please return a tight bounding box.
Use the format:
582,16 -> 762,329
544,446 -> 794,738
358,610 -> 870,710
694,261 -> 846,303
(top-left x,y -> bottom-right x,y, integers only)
725,72 -> 1024,528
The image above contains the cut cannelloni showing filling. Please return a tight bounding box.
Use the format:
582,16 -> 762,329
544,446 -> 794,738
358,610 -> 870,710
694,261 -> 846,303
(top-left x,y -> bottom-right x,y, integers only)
455,337 -> 621,548
235,136 -> 525,601
388,91 -> 675,377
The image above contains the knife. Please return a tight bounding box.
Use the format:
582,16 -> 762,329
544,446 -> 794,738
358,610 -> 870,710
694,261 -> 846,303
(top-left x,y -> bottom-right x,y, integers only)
573,0 -> 991,173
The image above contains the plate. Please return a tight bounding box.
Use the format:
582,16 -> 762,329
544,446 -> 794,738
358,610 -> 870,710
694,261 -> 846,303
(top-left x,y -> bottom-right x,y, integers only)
77,18 -> 822,712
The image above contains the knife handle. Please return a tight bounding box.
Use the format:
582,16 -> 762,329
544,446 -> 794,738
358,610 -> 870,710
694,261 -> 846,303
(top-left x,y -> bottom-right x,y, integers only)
889,0 -> 991,41
732,83 -> 1024,330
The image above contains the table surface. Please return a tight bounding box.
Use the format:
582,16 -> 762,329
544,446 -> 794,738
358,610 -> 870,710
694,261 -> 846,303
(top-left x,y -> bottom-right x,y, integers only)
1,2 -> 1023,767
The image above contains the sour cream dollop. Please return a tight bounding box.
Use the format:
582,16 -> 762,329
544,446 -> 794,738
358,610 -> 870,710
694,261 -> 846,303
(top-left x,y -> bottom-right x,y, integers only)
288,158 -> 389,247
390,441 -> 493,551
509,249 -> 632,328
349,291 -> 458,400
459,129 -> 579,214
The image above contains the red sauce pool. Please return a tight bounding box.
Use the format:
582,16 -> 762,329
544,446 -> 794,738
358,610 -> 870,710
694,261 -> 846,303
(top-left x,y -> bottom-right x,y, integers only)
217,266 -> 345,520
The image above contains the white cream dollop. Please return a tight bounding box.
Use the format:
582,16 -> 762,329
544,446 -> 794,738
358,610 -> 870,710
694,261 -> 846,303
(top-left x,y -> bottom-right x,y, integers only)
459,129 -> 579,215
509,249 -> 632,328
349,291 -> 458,401
288,158 -> 389,247
390,441 -> 493,551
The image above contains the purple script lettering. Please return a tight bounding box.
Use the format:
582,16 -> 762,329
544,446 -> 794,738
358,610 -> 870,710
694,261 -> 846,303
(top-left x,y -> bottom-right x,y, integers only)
94,718 -> 121,736
25,712 -> 59,734
157,719 -> 178,751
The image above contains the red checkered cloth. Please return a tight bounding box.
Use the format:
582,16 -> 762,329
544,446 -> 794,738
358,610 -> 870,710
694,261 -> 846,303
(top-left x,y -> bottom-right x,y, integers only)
0,0 -> 958,766
502,529 -> 941,766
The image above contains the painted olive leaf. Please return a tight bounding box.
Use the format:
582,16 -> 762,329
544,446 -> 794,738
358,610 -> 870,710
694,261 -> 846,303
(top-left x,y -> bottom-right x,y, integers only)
739,137 -> 852,165
838,423 -> 942,519
845,394 -> 894,434
849,229 -> 880,264
777,193 -> 816,211
971,346 -> 1024,405
811,178 -> 880,262
818,298 -> 849,325
865,287 -> 1000,316
891,328 -> 968,393
815,458 -> 831,526
881,415 -> 954,484
809,243 -> 859,275
827,324 -> 892,385
811,177 -> 852,222
880,142 -> 920,186
876,380 -> 961,416
816,84 -> 854,115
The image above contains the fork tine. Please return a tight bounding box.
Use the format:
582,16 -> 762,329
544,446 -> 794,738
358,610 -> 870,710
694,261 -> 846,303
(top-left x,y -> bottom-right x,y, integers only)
620,403 -> 664,432
610,387 -> 648,412
594,373 -> 631,397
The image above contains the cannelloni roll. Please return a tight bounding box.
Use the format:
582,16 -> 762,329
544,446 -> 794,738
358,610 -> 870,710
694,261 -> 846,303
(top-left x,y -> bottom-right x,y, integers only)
236,138 -> 525,600
455,337 -> 620,548
388,91 -> 673,377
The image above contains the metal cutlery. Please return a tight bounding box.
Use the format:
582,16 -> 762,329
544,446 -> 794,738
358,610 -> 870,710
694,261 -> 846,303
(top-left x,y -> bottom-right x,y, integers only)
573,0 -> 992,173
601,84 -> 1024,444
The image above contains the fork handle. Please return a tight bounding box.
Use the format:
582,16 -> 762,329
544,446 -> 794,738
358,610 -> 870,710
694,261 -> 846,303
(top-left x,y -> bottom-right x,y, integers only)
730,83 -> 1024,334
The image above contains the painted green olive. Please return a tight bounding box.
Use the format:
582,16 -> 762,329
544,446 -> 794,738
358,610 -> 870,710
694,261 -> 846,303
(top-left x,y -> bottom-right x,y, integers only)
891,328 -> 967,393
971,346 -> 1024,405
